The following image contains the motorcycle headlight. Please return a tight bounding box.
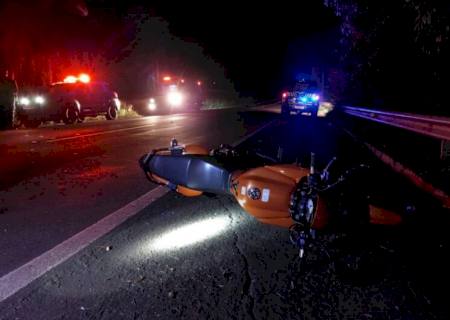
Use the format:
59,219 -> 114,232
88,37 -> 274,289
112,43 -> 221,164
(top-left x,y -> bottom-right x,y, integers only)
167,91 -> 183,106
34,96 -> 45,105
19,97 -> 31,106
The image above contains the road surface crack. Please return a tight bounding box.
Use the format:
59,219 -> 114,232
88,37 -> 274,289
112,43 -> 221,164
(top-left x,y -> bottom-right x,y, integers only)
219,198 -> 256,320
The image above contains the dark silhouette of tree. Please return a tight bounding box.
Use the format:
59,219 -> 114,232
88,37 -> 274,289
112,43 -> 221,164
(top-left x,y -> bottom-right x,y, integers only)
0,1 -> 91,86
325,0 -> 450,114
0,2 -> 236,99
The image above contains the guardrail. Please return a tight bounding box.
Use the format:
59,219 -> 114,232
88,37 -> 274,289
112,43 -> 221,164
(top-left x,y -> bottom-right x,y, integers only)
343,106 -> 450,206
343,106 -> 450,141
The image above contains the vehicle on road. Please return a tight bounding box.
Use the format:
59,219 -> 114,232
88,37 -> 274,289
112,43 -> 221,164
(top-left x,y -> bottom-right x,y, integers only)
137,75 -> 203,115
15,88 -> 48,128
16,74 -> 121,128
281,80 -> 321,117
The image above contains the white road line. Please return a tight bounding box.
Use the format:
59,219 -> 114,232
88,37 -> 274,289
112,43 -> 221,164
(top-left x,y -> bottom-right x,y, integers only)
0,186 -> 168,303
47,123 -> 158,142
0,114 -> 275,303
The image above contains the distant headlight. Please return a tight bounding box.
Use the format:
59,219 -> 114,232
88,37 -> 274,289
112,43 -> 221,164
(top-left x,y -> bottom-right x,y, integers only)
34,96 -> 45,104
167,91 -> 183,106
19,97 -> 31,106
148,98 -> 157,110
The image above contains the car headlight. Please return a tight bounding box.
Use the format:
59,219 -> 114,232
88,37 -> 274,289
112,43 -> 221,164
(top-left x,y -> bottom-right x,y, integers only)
114,98 -> 121,109
167,91 -> 183,106
19,97 -> 31,106
34,96 -> 45,104
148,98 -> 157,110
311,94 -> 320,102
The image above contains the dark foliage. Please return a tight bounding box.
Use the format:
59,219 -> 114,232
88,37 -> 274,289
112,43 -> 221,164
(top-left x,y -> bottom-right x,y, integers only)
325,0 -> 450,114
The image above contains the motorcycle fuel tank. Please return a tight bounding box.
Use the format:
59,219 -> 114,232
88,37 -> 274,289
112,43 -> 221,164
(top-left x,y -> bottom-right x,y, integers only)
232,164 -> 328,229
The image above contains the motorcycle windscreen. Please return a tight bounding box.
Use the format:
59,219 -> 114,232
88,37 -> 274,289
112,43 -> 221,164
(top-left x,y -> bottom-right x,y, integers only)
147,155 -> 231,194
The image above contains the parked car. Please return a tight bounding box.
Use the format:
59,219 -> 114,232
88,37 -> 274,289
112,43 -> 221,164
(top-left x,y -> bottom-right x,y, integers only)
281,80 -> 321,117
139,76 -> 203,115
16,76 -> 121,128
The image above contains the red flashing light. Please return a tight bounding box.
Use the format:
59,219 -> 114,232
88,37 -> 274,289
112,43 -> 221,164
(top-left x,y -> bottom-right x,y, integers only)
64,75 -> 77,83
163,76 -> 172,81
282,92 -> 288,99
78,73 -> 91,83
197,81 -> 202,86
63,73 -> 91,84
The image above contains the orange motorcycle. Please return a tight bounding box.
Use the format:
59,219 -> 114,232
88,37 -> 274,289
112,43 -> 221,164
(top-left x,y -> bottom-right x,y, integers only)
139,139 -> 402,259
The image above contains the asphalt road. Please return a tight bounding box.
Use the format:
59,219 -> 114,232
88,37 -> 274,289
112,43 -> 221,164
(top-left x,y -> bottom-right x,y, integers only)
0,109 -> 274,277
0,108 -> 448,319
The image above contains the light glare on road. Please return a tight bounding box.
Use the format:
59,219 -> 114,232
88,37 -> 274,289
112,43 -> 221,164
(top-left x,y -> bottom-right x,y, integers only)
150,216 -> 230,251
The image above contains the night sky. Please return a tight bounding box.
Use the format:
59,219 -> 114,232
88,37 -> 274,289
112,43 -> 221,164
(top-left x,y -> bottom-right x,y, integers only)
147,2 -> 338,97
79,0 -> 339,98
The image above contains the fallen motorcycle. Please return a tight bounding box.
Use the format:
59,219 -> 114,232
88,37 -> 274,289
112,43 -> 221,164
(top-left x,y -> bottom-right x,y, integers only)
139,139 -> 402,259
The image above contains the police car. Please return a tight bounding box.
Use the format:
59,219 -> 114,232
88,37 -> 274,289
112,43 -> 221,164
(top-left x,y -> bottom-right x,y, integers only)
16,74 -> 121,128
281,80 -> 321,117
